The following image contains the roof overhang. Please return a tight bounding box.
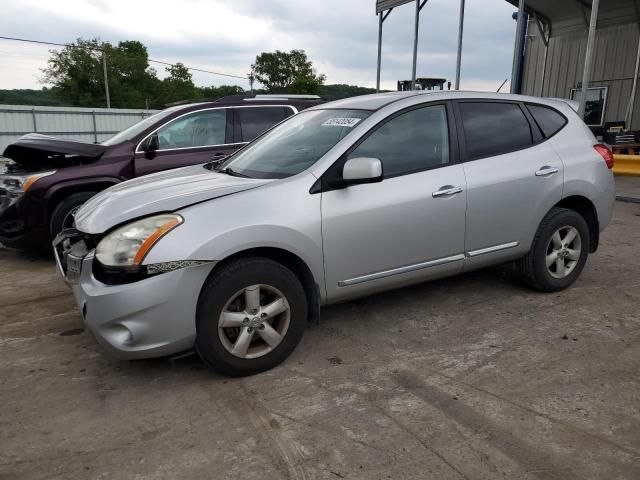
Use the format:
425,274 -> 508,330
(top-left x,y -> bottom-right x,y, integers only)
504,0 -> 640,32
376,0 -> 414,14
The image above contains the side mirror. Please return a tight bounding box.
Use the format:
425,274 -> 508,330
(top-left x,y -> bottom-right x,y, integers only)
342,157 -> 383,185
141,133 -> 160,152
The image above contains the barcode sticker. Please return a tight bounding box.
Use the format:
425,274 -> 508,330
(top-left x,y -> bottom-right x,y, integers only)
321,118 -> 362,128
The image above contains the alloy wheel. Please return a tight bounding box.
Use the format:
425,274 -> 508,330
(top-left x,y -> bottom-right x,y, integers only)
218,284 -> 291,359
545,225 -> 582,279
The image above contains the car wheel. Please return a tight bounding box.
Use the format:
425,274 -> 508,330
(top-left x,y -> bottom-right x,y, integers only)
518,207 -> 590,292
196,257 -> 308,376
50,192 -> 96,238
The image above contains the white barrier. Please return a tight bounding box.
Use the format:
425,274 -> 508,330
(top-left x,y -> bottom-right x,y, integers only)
0,104 -> 160,156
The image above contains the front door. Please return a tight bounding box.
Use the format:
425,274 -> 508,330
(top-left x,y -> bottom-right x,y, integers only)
321,104 -> 467,302
134,107 -> 240,176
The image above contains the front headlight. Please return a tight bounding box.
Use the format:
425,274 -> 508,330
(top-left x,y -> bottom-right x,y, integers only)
0,170 -> 56,197
96,214 -> 183,267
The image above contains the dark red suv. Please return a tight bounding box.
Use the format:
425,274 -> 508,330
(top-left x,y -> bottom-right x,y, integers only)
0,95 -> 324,251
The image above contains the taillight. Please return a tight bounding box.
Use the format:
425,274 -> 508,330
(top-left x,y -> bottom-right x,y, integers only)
594,144 -> 614,169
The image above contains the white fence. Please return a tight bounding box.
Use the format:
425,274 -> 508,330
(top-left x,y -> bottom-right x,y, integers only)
0,104 -> 160,158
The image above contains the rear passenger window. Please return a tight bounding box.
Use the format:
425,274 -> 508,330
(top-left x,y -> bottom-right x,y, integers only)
459,102 -> 533,160
526,104 -> 567,138
348,105 -> 450,178
238,107 -> 292,142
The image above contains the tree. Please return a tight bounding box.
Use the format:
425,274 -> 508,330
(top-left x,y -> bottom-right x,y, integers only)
160,62 -> 198,103
252,50 -> 325,93
200,84 -> 245,99
43,38 -> 160,108
42,38 -> 161,108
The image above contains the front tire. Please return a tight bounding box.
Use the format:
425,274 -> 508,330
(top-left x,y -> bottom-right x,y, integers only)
196,257 -> 308,376
518,207 -> 590,292
50,192 -> 96,238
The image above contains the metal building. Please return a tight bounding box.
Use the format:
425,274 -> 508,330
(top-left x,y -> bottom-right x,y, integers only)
509,0 -> 640,132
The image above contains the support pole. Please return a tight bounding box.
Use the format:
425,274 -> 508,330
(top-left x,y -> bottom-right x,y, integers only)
578,0 -> 599,119
411,0 -> 420,90
102,51 -> 111,109
625,33 -> 640,128
510,0 -> 525,94
539,26 -> 550,97
455,0 -> 465,90
376,11 -> 383,92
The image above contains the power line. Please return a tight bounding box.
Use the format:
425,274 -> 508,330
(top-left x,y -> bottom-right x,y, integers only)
147,59 -> 247,80
0,35 -> 248,80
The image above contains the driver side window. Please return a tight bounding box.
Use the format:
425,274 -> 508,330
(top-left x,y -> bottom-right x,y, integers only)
153,109 -> 227,150
348,105 -> 449,178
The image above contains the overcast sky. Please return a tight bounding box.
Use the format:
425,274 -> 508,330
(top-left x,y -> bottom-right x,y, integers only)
0,0 -> 517,92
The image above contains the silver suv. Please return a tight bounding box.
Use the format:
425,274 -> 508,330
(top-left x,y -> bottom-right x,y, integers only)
54,91 -> 616,376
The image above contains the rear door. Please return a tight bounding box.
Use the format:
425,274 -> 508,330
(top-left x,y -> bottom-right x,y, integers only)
454,100 -> 564,270
134,107 -> 240,176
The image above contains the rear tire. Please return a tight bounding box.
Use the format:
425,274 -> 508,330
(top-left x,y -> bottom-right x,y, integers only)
518,207 -> 590,292
49,192 -> 96,238
196,257 -> 308,377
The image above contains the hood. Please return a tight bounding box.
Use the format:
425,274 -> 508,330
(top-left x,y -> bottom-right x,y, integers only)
2,133 -> 107,170
75,164 -> 272,234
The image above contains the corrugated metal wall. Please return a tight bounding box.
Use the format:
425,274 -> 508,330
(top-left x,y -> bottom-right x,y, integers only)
521,19 -> 640,129
0,105 -> 159,156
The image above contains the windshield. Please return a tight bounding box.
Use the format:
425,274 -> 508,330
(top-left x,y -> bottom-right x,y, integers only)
222,109 -> 371,179
101,105 -> 184,146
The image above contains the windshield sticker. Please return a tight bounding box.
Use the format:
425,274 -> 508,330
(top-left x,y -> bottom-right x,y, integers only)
321,117 -> 362,128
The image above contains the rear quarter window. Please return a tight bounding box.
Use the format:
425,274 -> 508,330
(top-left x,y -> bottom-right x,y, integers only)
526,104 -> 567,138
458,102 -> 533,160
237,106 -> 292,142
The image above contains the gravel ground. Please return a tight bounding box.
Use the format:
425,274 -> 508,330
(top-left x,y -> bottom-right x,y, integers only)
1,201 -> 639,480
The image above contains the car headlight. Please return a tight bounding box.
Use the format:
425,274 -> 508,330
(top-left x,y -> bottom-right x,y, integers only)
96,214 -> 183,267
0,170 -> 56,197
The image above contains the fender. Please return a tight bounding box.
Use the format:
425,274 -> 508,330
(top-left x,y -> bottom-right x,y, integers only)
44,176 -> 123,205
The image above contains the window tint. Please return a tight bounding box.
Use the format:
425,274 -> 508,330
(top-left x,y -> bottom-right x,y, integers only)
459,102 -> 533,160
348,105 -> 449,178
238,107 -> 292,142
526,104 -> 567,138
154,109 -> 227,150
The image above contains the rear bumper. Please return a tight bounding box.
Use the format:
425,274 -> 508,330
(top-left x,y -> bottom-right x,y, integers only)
62,251 -> 216,359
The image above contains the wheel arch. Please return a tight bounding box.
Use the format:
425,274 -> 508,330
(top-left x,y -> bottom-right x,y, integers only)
553,195 -> 599,252
45,177 -> 121,217
206,247 -> 322,324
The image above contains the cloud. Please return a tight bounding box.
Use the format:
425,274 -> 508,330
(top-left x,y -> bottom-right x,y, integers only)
0,0 -> 519,92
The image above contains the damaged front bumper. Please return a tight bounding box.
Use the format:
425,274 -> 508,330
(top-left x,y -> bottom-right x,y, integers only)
53,230 -> 216,359
0,188 -> 47,251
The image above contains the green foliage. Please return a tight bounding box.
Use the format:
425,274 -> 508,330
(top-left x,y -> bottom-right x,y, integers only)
0,87 -> 65,106
252,50 -> 325,93
199,84 -> 246,100
42,38 -> 163,108
160,62 -> 198,104
0,40 -> 380,108
319,84 -> 380,99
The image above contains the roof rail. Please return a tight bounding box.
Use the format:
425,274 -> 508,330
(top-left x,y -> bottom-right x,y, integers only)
251,94 -> 322,100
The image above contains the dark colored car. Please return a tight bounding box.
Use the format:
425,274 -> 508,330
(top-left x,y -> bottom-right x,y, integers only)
0,94 -> 324,251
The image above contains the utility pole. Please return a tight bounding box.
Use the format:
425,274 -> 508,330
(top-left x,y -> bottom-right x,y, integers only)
102,51 -> 111,108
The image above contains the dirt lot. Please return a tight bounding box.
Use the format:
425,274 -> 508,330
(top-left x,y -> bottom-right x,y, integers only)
1,201 -> 639,480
